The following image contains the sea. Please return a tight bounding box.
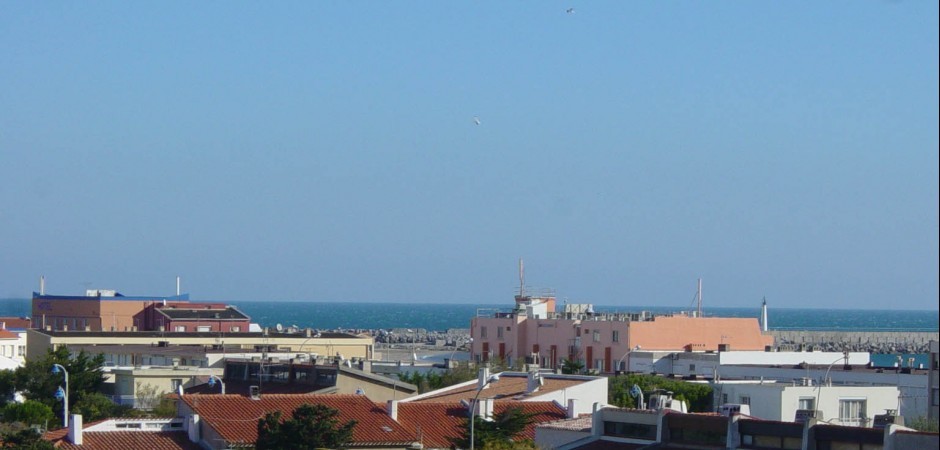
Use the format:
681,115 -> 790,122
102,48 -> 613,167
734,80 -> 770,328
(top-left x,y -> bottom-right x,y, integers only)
2,298 -> 936,332
2,298 -> 936,367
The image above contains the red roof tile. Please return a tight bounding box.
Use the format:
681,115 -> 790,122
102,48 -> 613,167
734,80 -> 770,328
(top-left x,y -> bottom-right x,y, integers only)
181,394 -> 418,447
0,317 -> 31,329
395,401 -> 566,449
48,431 -> 200,449
0,329 -> 19,339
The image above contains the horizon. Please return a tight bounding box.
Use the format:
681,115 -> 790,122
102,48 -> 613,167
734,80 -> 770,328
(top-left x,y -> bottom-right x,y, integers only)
2,295 -> 938,312
2,3 -> 937,310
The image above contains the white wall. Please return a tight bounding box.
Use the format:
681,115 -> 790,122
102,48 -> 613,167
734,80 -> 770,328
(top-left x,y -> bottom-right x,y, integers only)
712,382 -> 899,426
531,377 -> 608,416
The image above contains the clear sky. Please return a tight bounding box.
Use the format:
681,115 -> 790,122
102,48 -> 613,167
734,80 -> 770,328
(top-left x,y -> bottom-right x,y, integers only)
1,2 -> 937,309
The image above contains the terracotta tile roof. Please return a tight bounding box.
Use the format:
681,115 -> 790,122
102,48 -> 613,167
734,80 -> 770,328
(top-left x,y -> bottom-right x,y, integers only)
0,317 -> 31,329
49,431 -> 201,449
407,373 -> 586,403
181,394 -> 418,447
0,329 -> 19,339
395,401 -> 566,449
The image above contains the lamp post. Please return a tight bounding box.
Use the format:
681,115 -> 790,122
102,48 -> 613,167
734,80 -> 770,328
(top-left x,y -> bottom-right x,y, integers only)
616,345 -> 641,374
207,375 -> 226,394
52,363 -> 69,428
469,373 -> 500,450
815,352 -> 849,421
449,337 -> 473,366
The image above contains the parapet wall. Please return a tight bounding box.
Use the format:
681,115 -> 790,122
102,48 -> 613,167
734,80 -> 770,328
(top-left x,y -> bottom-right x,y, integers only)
768,331 -> 938,353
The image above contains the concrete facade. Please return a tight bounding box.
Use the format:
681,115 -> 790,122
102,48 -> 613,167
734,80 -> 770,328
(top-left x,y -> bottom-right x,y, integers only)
32,292 -> 192,332
470,294 -> 773,373
26,328 -> 374,363
710,380 -> 900,426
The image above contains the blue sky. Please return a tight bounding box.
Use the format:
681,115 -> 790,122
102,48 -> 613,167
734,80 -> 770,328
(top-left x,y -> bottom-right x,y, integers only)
1,2 -> 937,309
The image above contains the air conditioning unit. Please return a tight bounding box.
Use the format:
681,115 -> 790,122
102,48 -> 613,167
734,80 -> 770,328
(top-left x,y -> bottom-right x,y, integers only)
795,409 -> 822,423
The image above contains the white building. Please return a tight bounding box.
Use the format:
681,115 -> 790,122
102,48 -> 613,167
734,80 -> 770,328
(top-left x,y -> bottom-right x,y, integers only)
710,380 -> 900,427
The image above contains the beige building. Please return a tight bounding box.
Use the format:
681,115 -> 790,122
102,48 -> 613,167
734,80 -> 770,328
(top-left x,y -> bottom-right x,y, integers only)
26,328 -> 374,363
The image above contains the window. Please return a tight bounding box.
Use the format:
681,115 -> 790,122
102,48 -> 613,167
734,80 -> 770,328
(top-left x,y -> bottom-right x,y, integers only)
839,398 -> 867,425
174,325 -> 186,332
603,421 -> 656,440
230,325 -> 241,332
18,346 -> 26,356
197,325 -> 211,332
497,327 -> 503,339
740,395 -> 751,405
799,397 -> 816,411
721,393 -> 728,404
689,364 -> 696,372
593,330 -> 601,343
171,379 -> 183,391
480,327 -> 487,338
594,359 -> 604,372
612,330 -> 620,342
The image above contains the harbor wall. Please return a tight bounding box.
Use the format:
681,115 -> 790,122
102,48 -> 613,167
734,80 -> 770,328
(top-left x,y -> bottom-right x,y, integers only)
768,331 -> 938,353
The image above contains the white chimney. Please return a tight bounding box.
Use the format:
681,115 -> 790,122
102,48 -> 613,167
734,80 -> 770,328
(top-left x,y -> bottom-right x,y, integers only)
477,397 -> 494,420
387,400 -> 399,421
477,367 -> 490,390
68,414 -> 83,445
526,371 -> 543,393
187,414 -> 201,443
567,399 -> 579,419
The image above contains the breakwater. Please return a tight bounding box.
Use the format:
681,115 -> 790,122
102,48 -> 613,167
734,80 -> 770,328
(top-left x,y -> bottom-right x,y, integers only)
768,330 -> 938,353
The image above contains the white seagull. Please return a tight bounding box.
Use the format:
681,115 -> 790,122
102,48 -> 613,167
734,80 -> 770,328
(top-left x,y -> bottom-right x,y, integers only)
473,116 -> 481,125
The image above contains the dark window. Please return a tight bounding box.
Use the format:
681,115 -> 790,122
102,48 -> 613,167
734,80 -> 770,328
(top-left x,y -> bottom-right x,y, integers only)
603,421 -> 657,440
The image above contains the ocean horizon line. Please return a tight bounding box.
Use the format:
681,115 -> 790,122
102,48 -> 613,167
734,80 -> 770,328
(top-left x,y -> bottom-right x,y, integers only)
1,297 -> 938,313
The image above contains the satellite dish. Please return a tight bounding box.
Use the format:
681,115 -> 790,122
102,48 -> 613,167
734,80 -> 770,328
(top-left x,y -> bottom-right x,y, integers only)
275,323 -> 283,332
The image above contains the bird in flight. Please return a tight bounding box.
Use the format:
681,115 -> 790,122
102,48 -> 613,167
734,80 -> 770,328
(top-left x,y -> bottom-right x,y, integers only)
473,116 -> 481,125
566,8 -> 575,14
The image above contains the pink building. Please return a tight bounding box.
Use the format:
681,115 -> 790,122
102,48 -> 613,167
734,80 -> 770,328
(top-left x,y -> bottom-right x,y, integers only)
470,292 -> 774,374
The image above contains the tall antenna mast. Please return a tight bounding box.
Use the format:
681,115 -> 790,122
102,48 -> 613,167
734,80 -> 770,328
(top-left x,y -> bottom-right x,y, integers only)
697,278 -> 703,318
176,276 -> 181,296
518,258 -> 526,297
40,275 -> 45,295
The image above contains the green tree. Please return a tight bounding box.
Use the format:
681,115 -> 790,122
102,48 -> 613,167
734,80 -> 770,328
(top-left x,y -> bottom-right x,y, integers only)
907,416 -> 939,432
0,371 -> 15,407
399,366 -> 477,394
560,358 -> 584,375
9,347 -> 107,428
454,406 -> 537,449
2,400 -> 54,426
72,392 -> 133,422
0,426 -> 55,449
256,403 -> 357,450
608,374 -> 713,412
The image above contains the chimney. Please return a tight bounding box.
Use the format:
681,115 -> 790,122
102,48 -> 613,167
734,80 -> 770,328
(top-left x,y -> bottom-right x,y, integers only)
187,414 -> 201,443
387,400 -> 399,421
567,399 -> 579,419
526,371 -> 543,393
477,367 -> 490,390
477,398 -> 494,420
68,414 -> 83,445
359,359 -> 372,373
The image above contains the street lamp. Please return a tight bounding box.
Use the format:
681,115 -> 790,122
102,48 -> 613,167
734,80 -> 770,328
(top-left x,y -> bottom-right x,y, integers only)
52,364 -> 69,428
815,352 -> 850,421
207,375 -> 226,394
616,345 -> 641,374
469,373 -> 500,450
449,337 -> 473,366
